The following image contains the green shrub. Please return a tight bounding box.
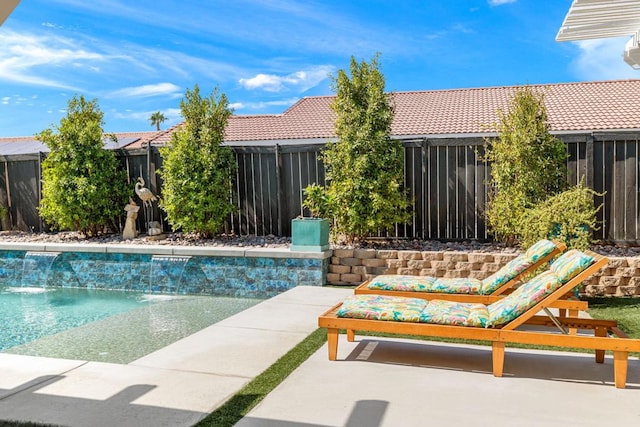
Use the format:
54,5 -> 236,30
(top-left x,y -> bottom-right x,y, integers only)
302,184 -> 332,219
484,86 -> 567,244
308,54 -> 412,243
159,85 -> 236,238
37,95 -> 130,236
520,183 -> 602,250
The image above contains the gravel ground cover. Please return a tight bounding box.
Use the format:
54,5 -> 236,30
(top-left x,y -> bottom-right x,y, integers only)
0,230 -> 637,257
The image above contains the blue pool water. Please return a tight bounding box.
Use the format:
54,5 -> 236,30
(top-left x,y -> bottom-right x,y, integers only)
0,285 -> 264,363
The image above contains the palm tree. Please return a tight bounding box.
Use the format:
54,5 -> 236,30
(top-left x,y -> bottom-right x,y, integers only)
149,111 -> 167,131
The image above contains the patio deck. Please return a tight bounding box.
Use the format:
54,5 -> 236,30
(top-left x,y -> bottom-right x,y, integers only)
1,286 -> 638,426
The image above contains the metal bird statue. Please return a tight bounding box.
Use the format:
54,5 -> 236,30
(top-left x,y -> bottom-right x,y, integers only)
134,177 -> 157,208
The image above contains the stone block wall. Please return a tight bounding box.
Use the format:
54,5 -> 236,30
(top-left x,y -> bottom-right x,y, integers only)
328,248 -> 639,297
580,257 -> 640,297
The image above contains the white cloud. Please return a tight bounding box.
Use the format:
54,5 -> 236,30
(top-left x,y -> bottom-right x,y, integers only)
0,30 -> 106,90
1,97 -> 9,105
109,83 -> 182,98
571,37 -> 640,81
230,98 -> 300,112
239,66 -> 334,93
488,0 -> 517,6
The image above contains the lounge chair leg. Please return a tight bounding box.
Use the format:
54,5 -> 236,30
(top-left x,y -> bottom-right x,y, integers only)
613,351 -> 629,389
595,327 -> 607,363
347,329 -> 355,342
492,342 -> 505,377
568,309 -> 578,335
327,328 -> 339,361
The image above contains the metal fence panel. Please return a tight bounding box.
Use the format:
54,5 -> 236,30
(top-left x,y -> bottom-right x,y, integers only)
0,134 -> 638,243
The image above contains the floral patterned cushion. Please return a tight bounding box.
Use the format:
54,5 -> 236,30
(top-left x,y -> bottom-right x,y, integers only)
524,239 -> 558,261
419,299 -> 489,327
337,294 -> 428,322
431,278 -> 482,294
480,254 -> 532,295
487,270 -> 562,327
366,275 -> 437,292
549,250 -> 595,283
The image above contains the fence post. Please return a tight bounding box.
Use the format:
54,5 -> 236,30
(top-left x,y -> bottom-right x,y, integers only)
585,134 -> 594,189
421,138 -> 428,239
275,144 -> 283,236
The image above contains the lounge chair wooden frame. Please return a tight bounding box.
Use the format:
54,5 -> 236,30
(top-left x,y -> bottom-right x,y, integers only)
319,253 -> 640,388
354,240 -> 587,316
355,239 -> 567,297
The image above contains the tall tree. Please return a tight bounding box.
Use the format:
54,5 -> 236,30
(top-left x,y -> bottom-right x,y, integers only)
37,95 -> 130,236
149,111 -> 167,131
313,54 -> 411,242
159,85 -> 236,237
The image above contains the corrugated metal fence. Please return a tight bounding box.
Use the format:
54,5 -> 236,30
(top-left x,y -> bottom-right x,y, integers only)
1,133 -> 638,243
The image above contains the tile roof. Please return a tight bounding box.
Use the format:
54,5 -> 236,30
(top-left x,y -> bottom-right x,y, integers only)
3,80 -> 640,150
223,79 -> 640,142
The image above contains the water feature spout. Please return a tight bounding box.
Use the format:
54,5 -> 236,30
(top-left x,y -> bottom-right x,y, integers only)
21,251 -> 60,288
149,255 -> 191,294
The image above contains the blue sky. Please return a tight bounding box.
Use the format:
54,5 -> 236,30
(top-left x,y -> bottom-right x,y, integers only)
1,0 -> 638,137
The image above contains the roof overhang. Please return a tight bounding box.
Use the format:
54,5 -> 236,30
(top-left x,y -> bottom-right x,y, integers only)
556,0 -> 640,41
0,0 -> 20,26
557,1 -> 640,69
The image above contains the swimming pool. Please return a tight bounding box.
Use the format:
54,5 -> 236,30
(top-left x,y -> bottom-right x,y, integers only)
1,285 -> 263,363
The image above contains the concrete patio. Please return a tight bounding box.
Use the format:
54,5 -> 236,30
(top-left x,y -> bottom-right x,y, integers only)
0,286 -> 639,426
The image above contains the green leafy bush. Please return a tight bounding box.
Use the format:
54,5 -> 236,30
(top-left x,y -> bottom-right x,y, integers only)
37,95 -> 130,236
307,54 -> 412,243
159,85 -> 236,238
302,184 -> 332,219
520,183 -> 602,250
484,86 -> 568,244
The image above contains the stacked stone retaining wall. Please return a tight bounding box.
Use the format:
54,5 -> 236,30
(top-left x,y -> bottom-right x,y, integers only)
328,248 -> 640,297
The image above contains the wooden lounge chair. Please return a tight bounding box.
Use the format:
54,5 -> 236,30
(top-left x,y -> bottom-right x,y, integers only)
357,239 -> 566,297
319,251 -> 640,388
355,239 -> 587,317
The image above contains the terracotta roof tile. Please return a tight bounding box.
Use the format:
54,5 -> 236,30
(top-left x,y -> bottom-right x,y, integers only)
4,80 -> 640,148
224,80 -> 640,142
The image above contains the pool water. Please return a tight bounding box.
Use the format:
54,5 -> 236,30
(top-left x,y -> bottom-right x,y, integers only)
0,285 -> 263,363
